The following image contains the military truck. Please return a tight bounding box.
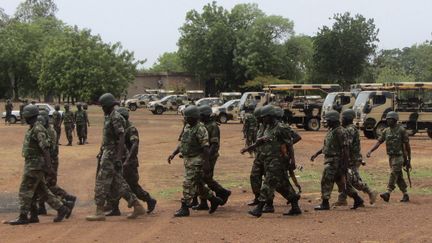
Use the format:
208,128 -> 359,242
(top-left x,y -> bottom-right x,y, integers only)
147,94 -> 188,115
220,92 -> 242,103
238,91 -> 271,123
186,90 -> 205,101
265,84 -> 341,131
213,99 -> 241,123
122,94 -> 159,111
353,82 -> 432,139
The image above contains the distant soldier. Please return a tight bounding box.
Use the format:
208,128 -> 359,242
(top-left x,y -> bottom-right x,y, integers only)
335,109 -> 378,206
367,111 -> 411,203
5,105 -> 70,225
105,107 -> 157,216
167,105 -> 223,217
83,103 -> 90,144
19,100 -> 29,125
5,99 -> 13,125
241,105 -> 302,217
63,104 -> 75,146
52,105 -> 63,145
191,105 -> 231,210
242,105 -> 258,157
311,110 -> 364,210
86,93 -> 146,221
74,103 -> 87,145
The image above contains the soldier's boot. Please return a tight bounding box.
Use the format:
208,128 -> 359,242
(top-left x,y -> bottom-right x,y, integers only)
262,200 -> 275,213
192,199 -> 209,210
38,203 -> 47,215
127,201 -> 146,219
146,197 -> 157,214
248,201 -> 265,218
53,205 -> 70,223
29,206 -> 40,224
380,192 -> 390,202
190,197 -> 199,208
400,193 -> 409,202
332,199 -> 348,207
314,199 -> 330,211
106,206 -> 121,216
208,196 -> 223,214
368,190 -> 378,205
351,194 -> 365,210
78,138 -> 83,145
284,199 -> 302,216
63,200 -> 75,219
247,195 -> 260,206
103,203 -> 113,212
7,213 -> 29,225
86,205 -> 106,221
216,188 -> 231,206
174,201 -> 190,217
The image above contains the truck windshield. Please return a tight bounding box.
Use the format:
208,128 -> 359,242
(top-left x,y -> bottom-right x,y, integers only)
323,93 -> 337,107
353,92 -> 370,111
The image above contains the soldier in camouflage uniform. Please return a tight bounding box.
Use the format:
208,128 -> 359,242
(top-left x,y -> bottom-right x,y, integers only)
367,111 -> 411,203
168,105 -> 223,217
191,105 -> 231,211
83,103 -> 90,144
335,109 -> 378,206
241,105 -> 302,217
52,105 -> 63,145
5,99 -> 13,125
63,104 -> 75,146
35,110 -> 77,217
6,105 -> 70,225
248,107 -> 265,206
74,103 -> 87,145
311,110 -> 364,210
86,93 -> 146,221
242,105 -> 258,157
105,107 -> 157,216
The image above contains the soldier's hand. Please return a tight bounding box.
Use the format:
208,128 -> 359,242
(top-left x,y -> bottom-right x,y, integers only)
310,154 -> 317,162
366,151 -> 372,158
240,148 -> 247,154
167,154 -> 175,164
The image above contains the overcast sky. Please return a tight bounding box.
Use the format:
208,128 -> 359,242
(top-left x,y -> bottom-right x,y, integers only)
2,0 -> 432,67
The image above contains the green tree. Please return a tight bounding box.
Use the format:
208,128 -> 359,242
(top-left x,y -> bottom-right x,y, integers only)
14,0 -> 58,23
150,52 -> 185,72
312,12 -> 379,87
376,66 -> 415,83
279,35 -> 313,81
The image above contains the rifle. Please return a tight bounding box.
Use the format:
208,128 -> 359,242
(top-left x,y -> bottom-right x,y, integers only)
240,136 -> 270,154
96,148 -> 103,178
280,143 -> 302,193
401,145 -> 412,188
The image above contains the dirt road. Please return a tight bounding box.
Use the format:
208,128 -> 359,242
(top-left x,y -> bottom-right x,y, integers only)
0,108 -> 431,242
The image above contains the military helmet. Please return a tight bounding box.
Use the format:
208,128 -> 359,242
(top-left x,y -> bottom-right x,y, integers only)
54,104 -> 60,110
274,107 -> 284,118
198,105 -> 212,117
325,110 -> 340,122
99,93 -> 119,108
183,105 -> 200,119
386,111 -> 399,121
117,107 -> 129,118
260,105 -> 276,118
39,109 -> 49,125
83,103 -> 88,109
37,115 -> 46,124
253,107 -> 262,118
22,105 -> 39,119
342,109 -> 355,120
76,102 -> 82,107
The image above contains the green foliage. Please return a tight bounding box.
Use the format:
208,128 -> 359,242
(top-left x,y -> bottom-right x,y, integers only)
376,67 -> 415,83
240,75 -> 292,91
14,0 -> 58,23
150,52 -> 184,72
312,12 -> 379,87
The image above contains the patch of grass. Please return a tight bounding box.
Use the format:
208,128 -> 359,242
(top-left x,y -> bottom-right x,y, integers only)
157,186 -> 182,199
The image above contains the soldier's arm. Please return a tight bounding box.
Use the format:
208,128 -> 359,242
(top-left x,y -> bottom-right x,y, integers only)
208,126 -> 220,157
36,129 -> 54,173
197,126 -> 211,171
310,149 -> 322,161
124,128 -> 139,166
367,131 -> 385,157
168,145 -> 180,164
402,129 -> 411,167
112,116 -> 125,162
85,111 -> 90,126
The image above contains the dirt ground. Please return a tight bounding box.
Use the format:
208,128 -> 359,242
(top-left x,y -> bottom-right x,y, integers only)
0,106 -> 432,243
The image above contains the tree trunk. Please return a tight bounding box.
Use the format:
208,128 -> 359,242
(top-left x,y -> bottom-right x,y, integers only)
8,69 -> 18,101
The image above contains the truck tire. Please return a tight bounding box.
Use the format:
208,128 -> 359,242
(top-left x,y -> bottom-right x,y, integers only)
156,106 -> 164,115
305,117 -> 320,131
8,115 -> 17,124
219,113 -> 228,124
363,130 -> 376,139
129,104 -> 137,111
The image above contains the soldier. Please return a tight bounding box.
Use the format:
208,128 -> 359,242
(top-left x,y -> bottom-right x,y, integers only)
83,103 -> 90,144
52,105 -> 63,145
334,109 -> 378,206
19,100 -> 29,125
310,110 -> 364,210
74,103 -> 87,145
5,99 -> 13,125
63,104 -> 75,146
86,93 -> 146,221
367,111 -> 411,203
105,107 -> 157,216
241,105 -> 302,217
35,110 -> 77,217
248,107 -> 265,206
191,105 -> 231,210
6,105 -> 70,225
167,105 -> 223,217
242,105 -> 258,157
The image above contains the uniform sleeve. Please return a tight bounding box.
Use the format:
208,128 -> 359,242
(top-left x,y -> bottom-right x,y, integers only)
196,125 -> 209,148
112,114 -> 125,136
35,127 -> 50,150
400,127 -> 409,143
336,128 -> 349,147
129,127 -> 139,143
209,124 -> 220,144
276,125 -> 293,145
378,128 -> 386,143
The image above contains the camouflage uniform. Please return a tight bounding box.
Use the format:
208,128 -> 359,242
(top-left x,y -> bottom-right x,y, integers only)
83,107 -> 89,142
5,102 -> 13,124
75,109 -> 87,143
243,113 -> 258,153
250,123 -> 265,197
378,125 -> 409,194
320,126 -> 357,200
94,110 -> 138,208
179,122 -> 214,205
63,110 -> 74,144
19,122 -> 64,215
52,110 -> 62,144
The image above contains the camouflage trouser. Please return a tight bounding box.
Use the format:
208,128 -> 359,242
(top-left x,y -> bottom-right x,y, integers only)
321,158 -> 358,200
250,154 -> 265,196
338,164 -> 372,202
94,149 -> 138,207
84,123 -> 88,140
201,155 -> 225,196
76,123 -> 86,139
19,170 -> 63,214
108,162 -> 152,207
182,155 -> 213,205
54,125 -> 61,144
387,155 -> 407,193
258,158 -> 298,203
64,123 -> 73,144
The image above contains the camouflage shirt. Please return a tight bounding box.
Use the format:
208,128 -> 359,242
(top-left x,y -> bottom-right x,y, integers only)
102,110 -> 126,150
203,119 -> 220,157
179,122 -> 209,157
243,113 -> 258,133
125,120 -> 139,164
52,110 -> 62,128
22,122 -> 50,172
345,124 -> 362,166
378,125 -> 409,156
47,126 -> 59,158
260,121 -> 292,161
74,110 -> 87,125
322,126 -> 348,159
63,110 -> 74,124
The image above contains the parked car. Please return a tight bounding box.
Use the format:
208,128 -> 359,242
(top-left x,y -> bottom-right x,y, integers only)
177,97 -> 224,114
213,99 -> 240,123
121,94 -> 159,111
2,103 -> 63,124
147,95 -> 188,115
